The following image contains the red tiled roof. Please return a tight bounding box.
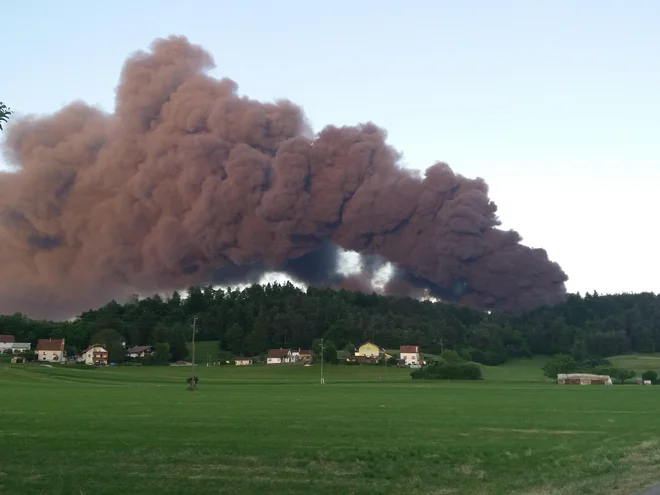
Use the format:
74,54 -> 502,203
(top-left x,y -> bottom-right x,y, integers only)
0,334 -> 16,343
298,349 -> 312,355
267,348 -> 290,359
400,345 -> 419,353
37,339 -> 65,351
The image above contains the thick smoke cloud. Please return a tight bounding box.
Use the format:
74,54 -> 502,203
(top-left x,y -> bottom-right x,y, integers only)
0,36 -> 568,319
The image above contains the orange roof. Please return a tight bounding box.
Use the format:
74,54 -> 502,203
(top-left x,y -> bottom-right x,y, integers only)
37,339 -> 64,351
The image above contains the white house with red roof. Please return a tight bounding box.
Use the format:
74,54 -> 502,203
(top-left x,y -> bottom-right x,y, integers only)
79,344 -> 109,365
36,338 -> 66,363
266,348 -> 292,364
400,345 -> 421,366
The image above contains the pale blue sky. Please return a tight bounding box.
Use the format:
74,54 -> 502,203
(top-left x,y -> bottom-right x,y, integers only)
3,0 -> 659,295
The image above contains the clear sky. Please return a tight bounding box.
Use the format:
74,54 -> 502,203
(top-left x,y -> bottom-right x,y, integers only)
3,0 -> 659,296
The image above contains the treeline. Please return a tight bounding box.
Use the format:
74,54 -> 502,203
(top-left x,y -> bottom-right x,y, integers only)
0,284 -> 659,364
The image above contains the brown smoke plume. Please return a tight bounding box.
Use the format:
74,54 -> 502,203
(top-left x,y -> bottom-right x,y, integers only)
0,36 -> 568,319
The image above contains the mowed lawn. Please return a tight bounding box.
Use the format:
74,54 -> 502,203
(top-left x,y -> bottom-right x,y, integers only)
1,361 -> 660,495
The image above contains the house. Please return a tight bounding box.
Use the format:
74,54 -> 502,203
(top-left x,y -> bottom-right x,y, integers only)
356,341 -> 382,359
1,338 -> 31,355
9,342 -> 31,354
126,345 -> 154,359
290,349 -> 301,362
80,344 -> 109,365
0,334 -> 16,353
557,373 -> 613,385
266,348 -> 292,364
36,338 -> 66,362
234,357 -> 253,366
298,349 -> 312,363
400,345 -> 421,366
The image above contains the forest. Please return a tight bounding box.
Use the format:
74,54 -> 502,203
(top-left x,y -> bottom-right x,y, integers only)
1,283 -> 659,365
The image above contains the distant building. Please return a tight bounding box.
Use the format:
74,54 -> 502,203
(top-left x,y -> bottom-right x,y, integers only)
36,338 -> 65,363
356,342 -> 382,359
234,358 -> 253,366
266,348 -> 292,364
557,373 -> 612,385
298,349 -> 312,363
0,335 -> 16,353
80,344 -> 109,365
9,342 -> 31,354
400,345 -> 421,366
126,345 -> 154,359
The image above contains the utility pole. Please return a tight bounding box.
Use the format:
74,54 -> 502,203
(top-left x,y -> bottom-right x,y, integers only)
190,316 -> 197,390
320,338 -> 325,385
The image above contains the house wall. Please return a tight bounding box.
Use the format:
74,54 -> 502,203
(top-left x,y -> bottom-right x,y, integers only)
38,350 -> 64,362
83,347 -> 108,365
358,343 -> 380,358
11,344 -> 31,354
0,342 -> 13,352
401,352 -> 419,365
266,357 -> 281,364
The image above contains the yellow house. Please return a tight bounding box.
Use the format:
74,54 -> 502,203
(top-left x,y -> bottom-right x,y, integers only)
356,342 -> 381,359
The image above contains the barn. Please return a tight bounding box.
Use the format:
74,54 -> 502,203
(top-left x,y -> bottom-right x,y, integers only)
557,373 -> 613,385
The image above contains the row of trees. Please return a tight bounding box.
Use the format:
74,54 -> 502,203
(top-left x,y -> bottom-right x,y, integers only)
1,284 -> 659,365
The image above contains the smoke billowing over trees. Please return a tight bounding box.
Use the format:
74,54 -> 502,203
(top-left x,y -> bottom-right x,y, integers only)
0,36 -> 567,319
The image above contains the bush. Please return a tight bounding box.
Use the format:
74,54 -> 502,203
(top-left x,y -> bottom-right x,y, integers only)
186,376 -> 199,384
411,361 -> 482,381
641,370 -> 658,382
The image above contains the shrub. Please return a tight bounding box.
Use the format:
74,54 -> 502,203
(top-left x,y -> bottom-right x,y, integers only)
411,361 -> 482,381
641,370 -> 658,382
186,376 -> 199,384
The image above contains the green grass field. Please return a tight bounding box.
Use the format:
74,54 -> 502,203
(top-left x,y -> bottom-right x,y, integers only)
1,357 -> 659,495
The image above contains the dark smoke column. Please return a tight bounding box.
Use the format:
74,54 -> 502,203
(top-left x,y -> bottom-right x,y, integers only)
0,35 -> 567,319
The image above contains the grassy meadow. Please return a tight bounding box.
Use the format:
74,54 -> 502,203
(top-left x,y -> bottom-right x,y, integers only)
1,356 -> 660,495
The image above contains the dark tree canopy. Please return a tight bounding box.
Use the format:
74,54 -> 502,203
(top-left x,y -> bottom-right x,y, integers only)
0,284 -> 658,365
